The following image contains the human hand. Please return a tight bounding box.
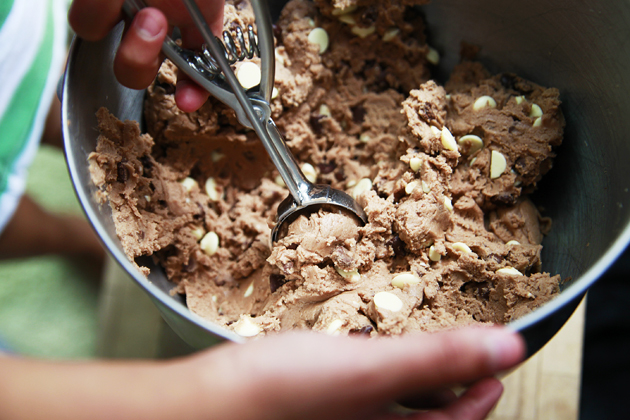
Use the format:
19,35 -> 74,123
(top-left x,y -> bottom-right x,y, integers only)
68,0 -> 225,112
179,327 -> 525,420
0,326 -> 523,419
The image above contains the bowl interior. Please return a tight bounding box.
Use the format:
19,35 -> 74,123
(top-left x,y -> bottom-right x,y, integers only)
63,0 -> 630,351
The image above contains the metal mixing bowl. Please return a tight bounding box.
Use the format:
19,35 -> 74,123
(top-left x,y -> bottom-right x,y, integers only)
62,0 -> 630,356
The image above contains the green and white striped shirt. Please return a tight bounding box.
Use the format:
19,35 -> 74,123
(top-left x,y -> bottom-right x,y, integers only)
0,0 -> 68,233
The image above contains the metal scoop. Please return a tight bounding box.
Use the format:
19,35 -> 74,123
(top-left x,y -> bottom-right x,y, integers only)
124,0 -> 367,241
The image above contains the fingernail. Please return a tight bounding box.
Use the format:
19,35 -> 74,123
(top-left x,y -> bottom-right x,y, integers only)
483,330 -> 525,371
136,12 -> 162,40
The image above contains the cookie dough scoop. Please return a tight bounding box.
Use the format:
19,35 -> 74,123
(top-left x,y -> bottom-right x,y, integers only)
124,0 -> 368,242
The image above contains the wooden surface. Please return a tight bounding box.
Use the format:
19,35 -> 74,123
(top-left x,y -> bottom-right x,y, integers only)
489,299 -> 585,420
98,256 -> 585,418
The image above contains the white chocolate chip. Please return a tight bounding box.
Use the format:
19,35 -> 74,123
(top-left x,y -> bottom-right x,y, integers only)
338,14 -> 356,25
318,104 -> 332,118
457,135 -> 484,155
301,163 -> 318,183
421,180 -> 430,193
191,227 -> 205,241
382,27 -> 400,42
533,117 -> 542,127
515,95 -> 525,105
440,126 -> 458,152
308,27 -> 329,53
335,266 -> 360,282
506,240 -> 521,246
144,195 -> 151,202
346,179 -> 357,188
180,177 -> 197,192
271,86 -> 279,100
497,267 -> 523,276
359,133 -> 371,143
529,103 -> 543,118
351,25 -> 376,38
307,18 -> 315,27
428,245 -> 441,262
409,157 -> 422,172
205,177 -> 221,201
473,96 -> 497,111
234,316 -> 261,337
352,178 -> 372,199
331,5 -> 358,15
452,242 -> 472,254
444,196 -> 453,211
243,281 -> 254,298
469,157 -> 478,166
373,291 -> 403,312
430,125 -> 441,137
274,175 -> 286,187
211,151 -> 225,162
325,319 -> 344,335
426,46 -> 440,65
391,273 -> 421,289
200,231 -> 219,256
405,181 -> 419,195
236,61 -> 261,90
490,150 -> 507,179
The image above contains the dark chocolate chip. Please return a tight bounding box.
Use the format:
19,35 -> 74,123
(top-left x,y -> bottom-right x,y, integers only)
183,258 -> 198,273
387,235 -> 408,257
333,246 -> 354,270
194,203 -> 206,220
350,325 -> 373,335
139,155 -> 153,177
269,273 -> 287,293
154,79 -> 175,95
488,253 -> 504,264
117,162 -> 128,183
334,170 -> 346,182
310,114 -> 325,136
419,102 -> 437,121
272,24 -> 283,45
243,150 -> 256,161
460,281 -> 491,300
318,161 -> 337,174
493,192 -> 518,206
359,6 -> 378,25
351,104 -> 366,124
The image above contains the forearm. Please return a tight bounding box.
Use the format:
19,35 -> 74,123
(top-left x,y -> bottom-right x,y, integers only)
0,356 -> 211,420
0,195 -> 104,260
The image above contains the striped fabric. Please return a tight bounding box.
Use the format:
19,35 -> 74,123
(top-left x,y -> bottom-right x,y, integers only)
0,0 -> 68,234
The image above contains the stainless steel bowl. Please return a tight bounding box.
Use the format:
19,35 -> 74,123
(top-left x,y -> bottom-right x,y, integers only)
62,0 -> 630,356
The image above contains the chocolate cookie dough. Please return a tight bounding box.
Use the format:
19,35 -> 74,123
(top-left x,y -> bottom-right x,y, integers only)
89,0 -> 564,338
